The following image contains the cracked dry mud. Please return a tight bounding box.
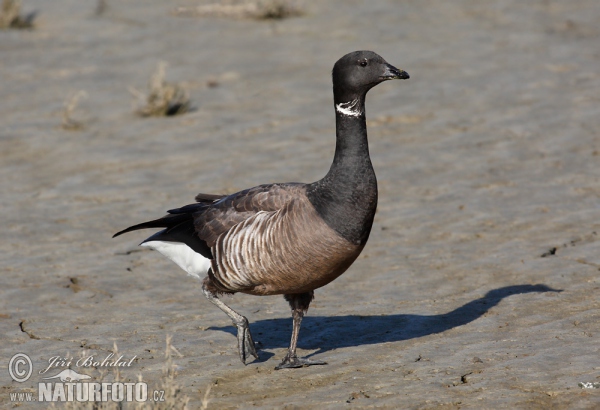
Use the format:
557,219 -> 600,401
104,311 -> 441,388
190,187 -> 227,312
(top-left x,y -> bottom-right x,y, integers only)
1,1 -> 600,408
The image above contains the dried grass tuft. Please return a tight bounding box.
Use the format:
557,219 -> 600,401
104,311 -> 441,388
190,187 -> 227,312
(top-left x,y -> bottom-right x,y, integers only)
200,384 -> 212,410
130,62 -> 191,117
95,0 -> 107,16
150,335 -> 190,410
62,90 -> 88,131
0,0 -> 36,29
53,337 -> 196,409
174,0 -> 303,21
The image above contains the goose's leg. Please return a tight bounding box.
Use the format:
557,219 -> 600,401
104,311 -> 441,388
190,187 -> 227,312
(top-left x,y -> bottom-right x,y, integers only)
201,281 -> 258,365
276,291 -> 327,369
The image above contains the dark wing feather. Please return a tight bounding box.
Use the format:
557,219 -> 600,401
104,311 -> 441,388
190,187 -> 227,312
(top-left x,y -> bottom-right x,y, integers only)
113,192 -> 218,239
195,193 -> 226,203
113,205 -> 213,259
194,183 -> 306,248
113,183 -> 306,258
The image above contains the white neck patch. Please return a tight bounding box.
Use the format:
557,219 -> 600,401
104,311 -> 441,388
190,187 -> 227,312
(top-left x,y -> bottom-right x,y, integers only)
336,99 -> 362,117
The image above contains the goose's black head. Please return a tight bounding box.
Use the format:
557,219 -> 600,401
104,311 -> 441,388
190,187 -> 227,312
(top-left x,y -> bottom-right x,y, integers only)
332,50 -> 409,104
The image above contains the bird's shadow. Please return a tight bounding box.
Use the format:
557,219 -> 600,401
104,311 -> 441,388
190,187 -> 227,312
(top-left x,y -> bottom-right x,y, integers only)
208,284 -> 560,362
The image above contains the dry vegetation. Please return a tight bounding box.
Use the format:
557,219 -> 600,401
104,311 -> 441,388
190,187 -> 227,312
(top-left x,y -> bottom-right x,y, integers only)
52,337 -> 199,409
62,90 -> 88,131
149,335 -> 192,410
174,0 -> 304,20
0,0 -> 35,29
130,62 -> 191,117
95,0 -> 108,16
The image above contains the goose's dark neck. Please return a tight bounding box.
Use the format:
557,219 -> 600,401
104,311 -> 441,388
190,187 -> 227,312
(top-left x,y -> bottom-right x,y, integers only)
307,95 -> 378,246
331,96 -> 370,172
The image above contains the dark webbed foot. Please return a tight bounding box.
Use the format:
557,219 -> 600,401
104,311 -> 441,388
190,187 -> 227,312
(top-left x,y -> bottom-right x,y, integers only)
236,318 -> 258,365
275,353 -> 327,370
276,292 -> 327,369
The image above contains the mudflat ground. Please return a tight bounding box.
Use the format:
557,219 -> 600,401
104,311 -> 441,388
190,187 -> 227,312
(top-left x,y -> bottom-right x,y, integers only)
1,1 -> 599,408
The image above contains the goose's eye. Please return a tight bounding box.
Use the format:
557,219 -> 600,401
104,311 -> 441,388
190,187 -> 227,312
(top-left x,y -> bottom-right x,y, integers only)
359,60 -> 368,67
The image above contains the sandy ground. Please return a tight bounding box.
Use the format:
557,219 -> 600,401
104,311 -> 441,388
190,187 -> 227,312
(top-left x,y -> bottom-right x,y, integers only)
1,0 -> 600,408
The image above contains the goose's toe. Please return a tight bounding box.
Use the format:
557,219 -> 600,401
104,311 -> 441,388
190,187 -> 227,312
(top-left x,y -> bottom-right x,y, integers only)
274,354 -> 327,370
237,323 -> 259,364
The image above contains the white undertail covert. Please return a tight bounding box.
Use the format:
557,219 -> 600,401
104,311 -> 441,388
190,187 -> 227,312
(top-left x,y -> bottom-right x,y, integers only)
141,240 -> 211,279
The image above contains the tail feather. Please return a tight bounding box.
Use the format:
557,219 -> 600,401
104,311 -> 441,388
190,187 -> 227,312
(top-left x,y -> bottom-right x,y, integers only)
113,192 -> 225,259
141,218 -> 212,258
112,203 -> 213,259
195,193 -> 225,203
112,213 -> 189,238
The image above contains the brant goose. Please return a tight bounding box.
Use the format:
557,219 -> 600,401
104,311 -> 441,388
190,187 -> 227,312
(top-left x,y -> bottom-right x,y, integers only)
114,51 -> 409,369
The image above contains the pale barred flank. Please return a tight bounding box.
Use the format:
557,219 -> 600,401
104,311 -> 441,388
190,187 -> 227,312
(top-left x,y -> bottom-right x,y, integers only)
211,195 -> 363,296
